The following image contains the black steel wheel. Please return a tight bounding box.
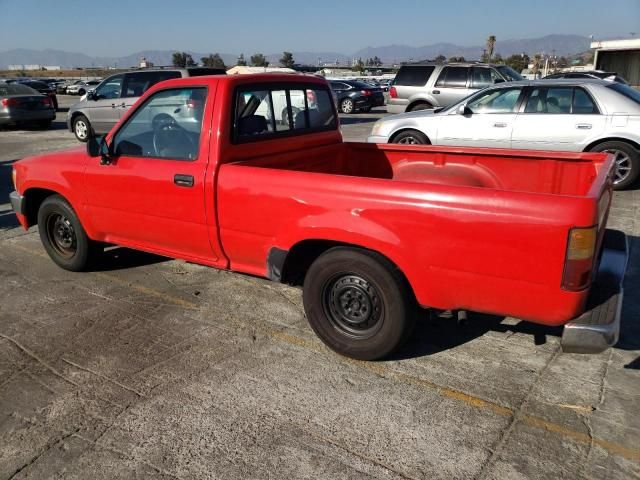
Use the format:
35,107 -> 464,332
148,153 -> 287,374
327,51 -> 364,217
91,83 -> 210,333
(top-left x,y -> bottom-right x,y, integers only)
303,247 -> 416,360
37,194 -> 101,271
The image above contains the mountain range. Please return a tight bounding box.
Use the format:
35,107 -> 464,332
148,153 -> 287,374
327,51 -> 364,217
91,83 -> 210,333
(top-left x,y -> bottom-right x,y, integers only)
0,35 -> 592,69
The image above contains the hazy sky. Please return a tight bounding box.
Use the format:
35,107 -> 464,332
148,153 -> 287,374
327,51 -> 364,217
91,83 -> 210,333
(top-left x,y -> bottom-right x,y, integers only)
1,0 -> 639,55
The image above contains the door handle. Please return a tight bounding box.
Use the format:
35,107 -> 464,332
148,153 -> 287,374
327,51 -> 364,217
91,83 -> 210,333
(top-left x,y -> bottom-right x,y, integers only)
432,90 -> 440,94
576,123 -> 592,129
174,174 -> 194,187
493,122 -> 508,128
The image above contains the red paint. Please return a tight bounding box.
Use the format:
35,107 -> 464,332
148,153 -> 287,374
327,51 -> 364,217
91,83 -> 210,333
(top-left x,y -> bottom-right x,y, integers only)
12,74 -> 616,326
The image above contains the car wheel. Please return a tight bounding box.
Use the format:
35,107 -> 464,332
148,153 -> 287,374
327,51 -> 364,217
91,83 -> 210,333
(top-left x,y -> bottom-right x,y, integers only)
340,98 -> 355,114
78,89 -> 86,96
408,103 -> 432,112
73,115 -> 91,142
391,130 -> 429,145
589,141 -> 640,190
37,195 -> 101,271
303,247 -> 416,360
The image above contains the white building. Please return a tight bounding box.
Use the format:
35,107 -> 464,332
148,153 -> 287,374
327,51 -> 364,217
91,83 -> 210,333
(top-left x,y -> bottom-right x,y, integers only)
591,38 -> 640,86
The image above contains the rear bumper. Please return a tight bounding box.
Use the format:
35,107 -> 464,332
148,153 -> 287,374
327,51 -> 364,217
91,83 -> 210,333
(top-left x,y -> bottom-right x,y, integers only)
561,229 -> 628,354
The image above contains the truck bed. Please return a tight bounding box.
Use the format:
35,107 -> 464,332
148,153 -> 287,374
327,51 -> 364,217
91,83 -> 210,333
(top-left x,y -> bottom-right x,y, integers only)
232,142 -> 610,197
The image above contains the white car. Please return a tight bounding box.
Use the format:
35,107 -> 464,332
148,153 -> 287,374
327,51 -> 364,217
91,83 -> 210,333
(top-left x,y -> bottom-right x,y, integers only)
369,79 -> 640,189
66,80 -> 101,95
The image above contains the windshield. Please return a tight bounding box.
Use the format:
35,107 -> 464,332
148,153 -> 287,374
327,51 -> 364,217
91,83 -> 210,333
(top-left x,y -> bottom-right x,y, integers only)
608,83 -> 640,104
0,83 -> 40,96
496,65 -> 524,81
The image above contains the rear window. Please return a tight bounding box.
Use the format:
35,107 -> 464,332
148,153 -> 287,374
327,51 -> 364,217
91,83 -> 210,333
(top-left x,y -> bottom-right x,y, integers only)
0,84 -> 39,95
435,67 -> 469,88
233,84 -> 337,143
495,65 -> 524,81
608,83 -> 640,104
393,66 -> 435,86
187,68 -> 226,77
122,71 -> 181,98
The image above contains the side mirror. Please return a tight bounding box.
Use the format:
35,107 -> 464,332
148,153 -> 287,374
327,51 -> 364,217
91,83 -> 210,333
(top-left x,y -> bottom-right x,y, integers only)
86,135 -> 112,164
456,104 -> 472,115
87,90 -> 97,100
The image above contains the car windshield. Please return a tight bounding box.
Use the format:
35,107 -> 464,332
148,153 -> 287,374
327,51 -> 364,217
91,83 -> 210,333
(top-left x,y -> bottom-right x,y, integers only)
608,83 -> 640,104
496,65 -> 524,81
0,83 -> 40,95
25,81 -> 48,89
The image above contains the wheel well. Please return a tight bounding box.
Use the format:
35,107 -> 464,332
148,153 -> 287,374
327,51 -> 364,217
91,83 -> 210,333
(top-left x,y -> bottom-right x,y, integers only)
23,188 -> 58,227
279,239 -> 416,301
389,128 -> 431,144
584,137 -> 640,152
407,100 -> 433,112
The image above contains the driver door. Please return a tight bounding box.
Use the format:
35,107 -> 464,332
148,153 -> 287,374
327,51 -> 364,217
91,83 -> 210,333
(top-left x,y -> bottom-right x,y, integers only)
435,86 -> 524,148
83,84 -> 224,263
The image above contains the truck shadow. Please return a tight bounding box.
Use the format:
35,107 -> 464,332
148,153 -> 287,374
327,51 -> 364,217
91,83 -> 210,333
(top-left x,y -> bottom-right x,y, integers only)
91,247 -> 168,271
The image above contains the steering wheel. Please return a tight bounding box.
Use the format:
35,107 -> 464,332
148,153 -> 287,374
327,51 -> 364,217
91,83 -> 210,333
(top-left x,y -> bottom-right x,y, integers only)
151,113 -> 196,157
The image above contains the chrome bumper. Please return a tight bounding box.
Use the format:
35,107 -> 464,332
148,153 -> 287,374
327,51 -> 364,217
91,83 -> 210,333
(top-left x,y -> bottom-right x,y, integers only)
561,229 -> 628,354
9,191 -> 25,216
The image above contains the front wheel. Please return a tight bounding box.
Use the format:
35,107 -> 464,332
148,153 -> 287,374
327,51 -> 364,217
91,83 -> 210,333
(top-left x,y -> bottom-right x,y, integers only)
37,195 -> 101,271
589,141 -> 640,190
303,247 -> 416,360
391,130 -> 429,145
72,115 -> 91,142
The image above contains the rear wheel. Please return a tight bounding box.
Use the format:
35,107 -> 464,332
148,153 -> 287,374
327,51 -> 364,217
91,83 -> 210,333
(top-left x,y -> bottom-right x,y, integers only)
391,130 -> 429,145
589,141 -> 640,190
78,89 -> 86,96
73,114 -> 91,142
37,195 -> 101,271
340,98 -> 355,114
408,102 -> 432,112
303,247 -> 416,360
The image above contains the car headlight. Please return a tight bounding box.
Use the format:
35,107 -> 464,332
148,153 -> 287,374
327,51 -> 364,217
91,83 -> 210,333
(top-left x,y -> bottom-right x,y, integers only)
370,120 -> 384,137
12,167 -> 17,190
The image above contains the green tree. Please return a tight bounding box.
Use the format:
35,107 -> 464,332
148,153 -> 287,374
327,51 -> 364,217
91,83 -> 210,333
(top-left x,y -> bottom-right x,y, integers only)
250,53 -> 269,67
172,51 -> 195,68
372,56 -> 382,66
448,56 -> 466,62
201,53 -> 226,69
237,53 -> 247,66
435,54 -> 446,64
492,53 -> 503,64
486,35 -> 496,63
505,54 -> 529,73
279,51 -> 295,68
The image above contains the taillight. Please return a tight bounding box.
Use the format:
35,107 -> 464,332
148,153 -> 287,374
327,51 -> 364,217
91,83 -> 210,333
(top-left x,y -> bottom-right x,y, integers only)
361,90 -> 372,96
41,97 -> 51,106
562,226 -> 597,290
1,98 -> 18,107
389,86 -> 397,98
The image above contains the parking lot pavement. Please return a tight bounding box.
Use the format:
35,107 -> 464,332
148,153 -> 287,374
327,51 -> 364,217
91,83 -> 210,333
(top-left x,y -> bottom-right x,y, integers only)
0,100 -> 639,479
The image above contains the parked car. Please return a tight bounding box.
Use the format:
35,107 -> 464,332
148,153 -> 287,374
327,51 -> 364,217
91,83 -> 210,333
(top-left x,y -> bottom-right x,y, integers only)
9,79 -> 59,110
10,74 -> 627,361
0,82 -> 56,128
58,80 -> 81,94
369,79 -> 640,189
543,71 -> 629,84
66,80 -> 101,96
67,67 -> 225,141
329,79 -> 385,114
387,63 -> 523,113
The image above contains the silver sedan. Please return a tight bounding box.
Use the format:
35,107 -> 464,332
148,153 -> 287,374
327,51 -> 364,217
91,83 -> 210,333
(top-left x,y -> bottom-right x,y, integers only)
369,79 -> 640,189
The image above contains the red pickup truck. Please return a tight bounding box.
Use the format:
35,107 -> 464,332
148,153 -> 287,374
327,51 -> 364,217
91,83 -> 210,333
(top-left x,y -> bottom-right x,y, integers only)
10,74 -> 628,360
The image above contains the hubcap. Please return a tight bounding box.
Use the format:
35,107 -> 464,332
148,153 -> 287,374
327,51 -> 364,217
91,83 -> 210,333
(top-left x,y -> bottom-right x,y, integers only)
46,213 -> 77,258
323,274 -> 383,339
397,136 -> 420,144
604,149 -> 632,184
75,120 -> 87,139
342,100 -> 353,113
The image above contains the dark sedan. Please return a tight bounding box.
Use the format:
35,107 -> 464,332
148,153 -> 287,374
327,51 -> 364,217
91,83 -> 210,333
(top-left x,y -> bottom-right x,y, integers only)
0,83 -> 56,128
8,79 -> 59,110
329,80 -> 385,114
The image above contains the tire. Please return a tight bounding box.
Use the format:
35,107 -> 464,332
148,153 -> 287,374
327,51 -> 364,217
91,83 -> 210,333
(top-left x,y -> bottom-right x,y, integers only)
78,89 -> 86,96
340,98 -> 355,114
408,103 -> 432,112
588,141 -> 640,190
391,130 -> 429,145
303,247 -> 416,360
37,195 -> 101,271
72,114 -> 91,142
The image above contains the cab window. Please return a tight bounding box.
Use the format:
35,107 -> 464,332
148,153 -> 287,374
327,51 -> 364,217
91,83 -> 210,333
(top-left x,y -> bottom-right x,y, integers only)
234,85 -> 336,142
112,87 -> 206,160
94,75 -> 123,100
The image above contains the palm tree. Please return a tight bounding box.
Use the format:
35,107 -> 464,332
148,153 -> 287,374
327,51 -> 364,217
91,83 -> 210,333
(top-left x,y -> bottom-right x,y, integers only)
486,35 -> 496,63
